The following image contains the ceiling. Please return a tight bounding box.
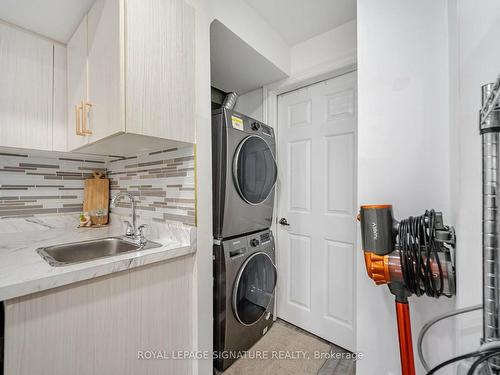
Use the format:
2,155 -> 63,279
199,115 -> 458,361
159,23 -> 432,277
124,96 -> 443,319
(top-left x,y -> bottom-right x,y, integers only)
210,20 -> 288,95
0,0 -> 95,43
0,0 -> 356,46
244,0 -> 356,45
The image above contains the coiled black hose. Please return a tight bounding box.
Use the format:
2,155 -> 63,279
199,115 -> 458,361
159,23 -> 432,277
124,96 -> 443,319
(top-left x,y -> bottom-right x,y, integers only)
427,349 -> 500,374
467,351 -> 500,375
418,304 -> 482,371
397,210 -> 447,298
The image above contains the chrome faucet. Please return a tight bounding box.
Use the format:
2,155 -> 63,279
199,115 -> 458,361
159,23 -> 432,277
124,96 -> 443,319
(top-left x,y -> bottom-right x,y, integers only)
110,192 -> 148,245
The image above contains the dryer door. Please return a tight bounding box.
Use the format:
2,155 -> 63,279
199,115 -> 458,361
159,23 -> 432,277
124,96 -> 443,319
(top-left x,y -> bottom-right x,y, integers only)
233,135 -> 277,205
233,252 -> 277,326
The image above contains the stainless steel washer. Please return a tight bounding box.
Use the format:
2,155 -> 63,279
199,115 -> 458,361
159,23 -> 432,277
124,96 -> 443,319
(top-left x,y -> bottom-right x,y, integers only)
213,229 -> 276,372
212,108 -> 277,239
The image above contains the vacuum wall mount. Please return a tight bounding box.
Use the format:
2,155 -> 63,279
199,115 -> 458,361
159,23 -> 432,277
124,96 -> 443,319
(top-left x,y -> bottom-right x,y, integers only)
359,205 -> 456,375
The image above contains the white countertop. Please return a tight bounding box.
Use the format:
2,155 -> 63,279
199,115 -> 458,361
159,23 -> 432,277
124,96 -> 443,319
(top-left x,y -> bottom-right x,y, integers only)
0,214 -> 196,301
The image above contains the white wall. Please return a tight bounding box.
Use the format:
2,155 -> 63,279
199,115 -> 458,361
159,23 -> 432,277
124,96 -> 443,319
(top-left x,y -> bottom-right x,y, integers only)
450,0 -> 500,355
290,19 -> 357,77
357,1 -> 454,374
205,1 -> 492,373
267,19 -> 356,98
183,0 -> 212,374
234,88 -> 264,121
209,0 -> 290,76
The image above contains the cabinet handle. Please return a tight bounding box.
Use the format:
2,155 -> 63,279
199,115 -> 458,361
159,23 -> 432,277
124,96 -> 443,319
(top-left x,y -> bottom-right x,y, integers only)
75,103 -> 84,136
82,101 -> 93,135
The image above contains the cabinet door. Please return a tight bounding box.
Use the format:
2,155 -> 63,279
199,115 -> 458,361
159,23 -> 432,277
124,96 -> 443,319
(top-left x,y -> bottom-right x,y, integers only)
0,23 -> 53,150
67,16 -> 89,151
125,0 -> 195,143
87,0 -> 125,143
53,44 -> 68,152
4,257 -> 194,375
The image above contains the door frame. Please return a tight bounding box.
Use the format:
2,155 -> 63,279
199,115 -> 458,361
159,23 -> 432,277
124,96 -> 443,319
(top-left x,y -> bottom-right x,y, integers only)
263,61 -> 358,347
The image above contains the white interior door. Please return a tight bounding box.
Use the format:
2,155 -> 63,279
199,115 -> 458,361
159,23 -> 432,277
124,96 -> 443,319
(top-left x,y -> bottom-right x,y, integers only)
276,71 -> 357,351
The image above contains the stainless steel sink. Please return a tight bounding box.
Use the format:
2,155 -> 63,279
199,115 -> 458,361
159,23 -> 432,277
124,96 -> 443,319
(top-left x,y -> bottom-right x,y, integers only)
36,237 -> 162,267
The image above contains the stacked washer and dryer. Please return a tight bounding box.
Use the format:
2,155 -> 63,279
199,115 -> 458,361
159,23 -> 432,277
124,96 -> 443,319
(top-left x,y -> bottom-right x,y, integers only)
212,99 -> 278,372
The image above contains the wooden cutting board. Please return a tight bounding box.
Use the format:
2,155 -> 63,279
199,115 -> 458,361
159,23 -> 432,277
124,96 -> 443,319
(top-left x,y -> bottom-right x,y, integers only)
83,171 -> 110,225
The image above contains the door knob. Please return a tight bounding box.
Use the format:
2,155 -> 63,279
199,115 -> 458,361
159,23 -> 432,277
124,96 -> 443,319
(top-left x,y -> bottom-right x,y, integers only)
279,218 -> 290,226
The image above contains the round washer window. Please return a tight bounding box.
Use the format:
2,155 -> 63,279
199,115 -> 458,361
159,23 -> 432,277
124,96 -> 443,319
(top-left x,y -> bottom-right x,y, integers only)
233,252 -> 277,326
233,136 -> 277,205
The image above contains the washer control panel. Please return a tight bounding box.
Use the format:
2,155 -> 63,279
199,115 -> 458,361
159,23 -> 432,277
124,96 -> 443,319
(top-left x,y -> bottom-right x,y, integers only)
224,230 -> 274,258
250,238 -> 260,247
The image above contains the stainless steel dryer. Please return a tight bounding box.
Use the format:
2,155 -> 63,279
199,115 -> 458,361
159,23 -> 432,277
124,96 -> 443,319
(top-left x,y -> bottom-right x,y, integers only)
213,229 -> 277,372
212,108 -> 277,239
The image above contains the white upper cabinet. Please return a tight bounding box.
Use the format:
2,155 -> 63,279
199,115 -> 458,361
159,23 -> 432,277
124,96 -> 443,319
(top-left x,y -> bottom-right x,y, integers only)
67,0 -> 124,151
67,0 -> 195,154
67,17 -> 89,150
52,44 -> 68,152
125,0 -> 195,142
0,23 -> 54,150
87,0 -> 124,143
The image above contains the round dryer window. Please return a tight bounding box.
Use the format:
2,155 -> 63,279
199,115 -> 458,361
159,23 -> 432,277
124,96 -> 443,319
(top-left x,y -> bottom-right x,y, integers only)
233,252 -> 277,326
233,135 -> 277,205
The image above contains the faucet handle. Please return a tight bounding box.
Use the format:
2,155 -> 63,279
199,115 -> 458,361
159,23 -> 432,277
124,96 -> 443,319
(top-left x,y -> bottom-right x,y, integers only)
136,224 -> 149,245
137,223 -> 149,231
123,220 -> 134,236
137,224 -> 149,237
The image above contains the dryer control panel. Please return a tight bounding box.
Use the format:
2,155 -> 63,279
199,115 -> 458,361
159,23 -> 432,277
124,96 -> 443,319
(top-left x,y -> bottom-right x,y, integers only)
219,108 -> 275,139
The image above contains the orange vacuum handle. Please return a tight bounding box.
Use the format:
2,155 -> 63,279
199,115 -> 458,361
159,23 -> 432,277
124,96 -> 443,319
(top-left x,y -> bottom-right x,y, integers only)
395,301 -> 416,375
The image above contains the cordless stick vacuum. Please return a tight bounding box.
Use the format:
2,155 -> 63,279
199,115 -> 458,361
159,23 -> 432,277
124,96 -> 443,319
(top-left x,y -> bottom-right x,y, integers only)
358,205 -> 456,375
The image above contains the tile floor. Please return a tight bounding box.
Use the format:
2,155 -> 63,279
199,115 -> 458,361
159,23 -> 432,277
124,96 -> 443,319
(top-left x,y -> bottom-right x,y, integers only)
220,319 -> 356,375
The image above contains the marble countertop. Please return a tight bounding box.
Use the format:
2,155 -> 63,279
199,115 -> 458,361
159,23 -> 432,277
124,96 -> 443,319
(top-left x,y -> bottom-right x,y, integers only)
0,214 -> 196,301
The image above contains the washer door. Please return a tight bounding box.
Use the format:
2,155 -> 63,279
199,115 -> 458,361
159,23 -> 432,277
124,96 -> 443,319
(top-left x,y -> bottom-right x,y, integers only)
233,135 -> 277,205
233,252 -> 277,326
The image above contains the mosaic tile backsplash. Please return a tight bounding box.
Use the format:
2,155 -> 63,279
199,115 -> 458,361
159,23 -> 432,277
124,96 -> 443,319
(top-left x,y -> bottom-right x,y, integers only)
0,150 -> 106,217
0,145 -> 196,226
107,145 -> 195,226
